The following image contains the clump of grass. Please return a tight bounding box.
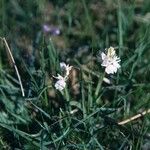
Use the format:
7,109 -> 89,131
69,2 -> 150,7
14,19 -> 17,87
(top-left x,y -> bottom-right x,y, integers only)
0,0 -> 150,149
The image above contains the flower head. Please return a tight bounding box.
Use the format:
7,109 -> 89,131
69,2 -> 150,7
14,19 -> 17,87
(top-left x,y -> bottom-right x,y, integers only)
101,47 -> 120,74
60,62 -> 72,78
42,24 -> 60,35
54,75 -> 66,91
53,63 -> 72,91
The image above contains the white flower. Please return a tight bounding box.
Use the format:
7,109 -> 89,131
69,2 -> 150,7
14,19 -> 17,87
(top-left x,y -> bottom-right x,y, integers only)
55,79 -> 66,91
60,62 -> 67,70
53,62 -> 72,91
54,74 -> 66,91
60,62 -> 72,78
101,47 -> 120,74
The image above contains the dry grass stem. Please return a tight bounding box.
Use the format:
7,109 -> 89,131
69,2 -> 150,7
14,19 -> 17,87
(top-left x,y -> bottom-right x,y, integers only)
118,109 -> 150,125
1,37 -> 25,97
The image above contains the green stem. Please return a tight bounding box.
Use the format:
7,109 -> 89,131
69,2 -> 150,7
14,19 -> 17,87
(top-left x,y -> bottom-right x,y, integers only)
95,72 -> 105,98
117,0 -> 123,57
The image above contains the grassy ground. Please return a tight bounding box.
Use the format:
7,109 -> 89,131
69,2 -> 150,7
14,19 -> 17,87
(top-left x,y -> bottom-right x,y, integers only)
0,0 -> 150,149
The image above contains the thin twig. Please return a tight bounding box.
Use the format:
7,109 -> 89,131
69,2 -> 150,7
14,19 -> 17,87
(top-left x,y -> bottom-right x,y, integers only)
118,109 -> 150,125
1,37 -> 25,97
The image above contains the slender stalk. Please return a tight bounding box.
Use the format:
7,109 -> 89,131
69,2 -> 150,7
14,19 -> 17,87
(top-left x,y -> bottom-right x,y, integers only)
1,37 -> 25,97
95,72 -> 105,98
114,0 -> 124,100
117,0 -> 123,57
118,109 -> 150,125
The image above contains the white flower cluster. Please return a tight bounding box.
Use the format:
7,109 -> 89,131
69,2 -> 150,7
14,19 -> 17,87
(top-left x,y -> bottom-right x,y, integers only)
54,62 -> 72,91
101,47 -> 120,74
53,47 -> 120,91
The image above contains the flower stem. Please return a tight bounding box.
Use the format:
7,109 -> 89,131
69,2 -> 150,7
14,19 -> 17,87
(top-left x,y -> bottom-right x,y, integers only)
95,72 -> 105,98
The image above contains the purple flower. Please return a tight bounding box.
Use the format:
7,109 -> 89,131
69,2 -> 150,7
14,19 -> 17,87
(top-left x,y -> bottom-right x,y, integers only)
42,24 -> 60,35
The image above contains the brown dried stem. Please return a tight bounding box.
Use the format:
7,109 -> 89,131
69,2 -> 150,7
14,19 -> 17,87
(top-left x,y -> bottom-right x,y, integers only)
1,37 -> 25,97
118,109 -> 150,125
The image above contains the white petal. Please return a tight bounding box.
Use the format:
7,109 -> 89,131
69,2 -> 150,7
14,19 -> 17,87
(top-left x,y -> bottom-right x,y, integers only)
105,64 -> 117,74
105,65 -> 114,74
114,56 -> 121,62
113,61 -> 120,69
60,62 -> 67,70
111,64 -> 118,73
55,79 -> 66,91
101,52 -> 106,60
101,58 -> 109,66
54,74 -> 64,80
65,66 -> 72,77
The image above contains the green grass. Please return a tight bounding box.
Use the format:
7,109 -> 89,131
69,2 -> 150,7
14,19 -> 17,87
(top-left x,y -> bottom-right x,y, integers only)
0,0 -> 150,149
